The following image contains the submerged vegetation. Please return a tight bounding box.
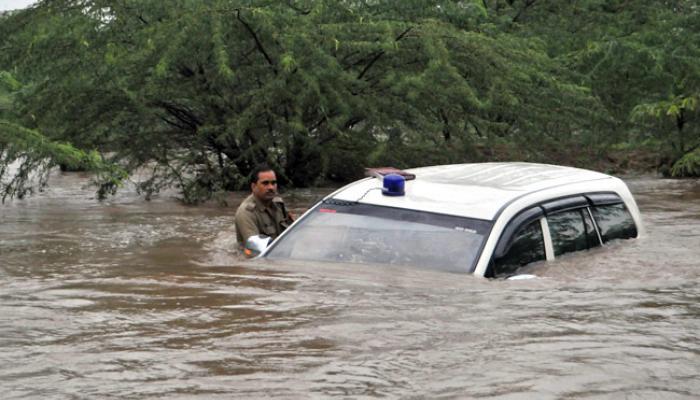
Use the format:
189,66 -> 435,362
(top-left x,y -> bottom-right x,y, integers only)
1,0 -> 698,203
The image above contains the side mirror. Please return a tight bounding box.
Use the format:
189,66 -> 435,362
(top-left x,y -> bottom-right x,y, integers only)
243,234 -> 271,258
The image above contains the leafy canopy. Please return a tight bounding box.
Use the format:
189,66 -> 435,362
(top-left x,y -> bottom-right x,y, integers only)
2,0 -> 697,202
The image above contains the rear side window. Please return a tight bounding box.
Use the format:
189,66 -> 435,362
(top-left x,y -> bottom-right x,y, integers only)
591,203 -> 637,243
493,220 -> 546,276
547,209 -> 600,256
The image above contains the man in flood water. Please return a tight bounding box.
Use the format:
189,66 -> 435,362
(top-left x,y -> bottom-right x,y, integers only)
235,164 -> 294,254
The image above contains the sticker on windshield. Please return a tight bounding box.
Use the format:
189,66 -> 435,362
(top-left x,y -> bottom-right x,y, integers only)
454,226 -> 477,234
319,208 -> 337,213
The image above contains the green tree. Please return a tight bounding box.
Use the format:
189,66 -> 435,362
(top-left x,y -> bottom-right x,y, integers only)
0,0 -> 609,202
0,4 -> 127,202
491,0 -> 700,174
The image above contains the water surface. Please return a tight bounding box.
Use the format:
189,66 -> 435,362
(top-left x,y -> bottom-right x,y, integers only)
1,172 -> 698,399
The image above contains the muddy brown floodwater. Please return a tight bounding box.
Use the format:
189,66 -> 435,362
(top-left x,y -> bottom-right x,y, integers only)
1,171 -> 698,399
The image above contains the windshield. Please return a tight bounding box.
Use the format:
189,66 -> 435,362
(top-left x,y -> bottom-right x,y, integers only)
265,200 -> 492,273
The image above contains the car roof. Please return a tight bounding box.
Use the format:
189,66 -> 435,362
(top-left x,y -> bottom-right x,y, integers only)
329,162 -> 614,220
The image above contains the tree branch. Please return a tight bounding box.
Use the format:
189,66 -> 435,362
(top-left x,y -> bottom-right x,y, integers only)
155,101 -> 202,131
236,9 -> 277,74
357,27 -> 412,80
512,0 -> 537,23
285,0 -> 311,15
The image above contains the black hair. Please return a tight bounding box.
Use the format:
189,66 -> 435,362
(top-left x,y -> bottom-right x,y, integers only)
249,163 -> 275,185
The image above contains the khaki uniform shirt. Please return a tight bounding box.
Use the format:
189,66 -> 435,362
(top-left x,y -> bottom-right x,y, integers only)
235,194 -> 292,247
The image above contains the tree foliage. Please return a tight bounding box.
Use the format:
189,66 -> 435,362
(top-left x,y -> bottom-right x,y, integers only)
495,0 -> 700,174
0,66 -> 125,201
1,0 -> 698,202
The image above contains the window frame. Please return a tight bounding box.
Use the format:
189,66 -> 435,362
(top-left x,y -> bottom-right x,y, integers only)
491,191 -> 636,275
491,216 -> 549,277
542,206 -> 601,258
588,201 -> 639,243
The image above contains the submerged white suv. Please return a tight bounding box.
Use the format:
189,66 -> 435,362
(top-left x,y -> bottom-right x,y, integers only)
250,163 -> 643,278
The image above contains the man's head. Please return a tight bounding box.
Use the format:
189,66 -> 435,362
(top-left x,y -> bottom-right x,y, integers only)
250,164 -> 278,204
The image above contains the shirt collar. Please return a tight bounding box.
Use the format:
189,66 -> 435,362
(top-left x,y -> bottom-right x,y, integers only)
251,194 -> 279,211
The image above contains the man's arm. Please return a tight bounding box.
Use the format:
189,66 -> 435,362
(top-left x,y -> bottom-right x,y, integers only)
234,208 -> 261,246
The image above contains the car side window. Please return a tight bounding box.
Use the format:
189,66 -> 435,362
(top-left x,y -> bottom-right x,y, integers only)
547,208 -> 600,256
493,219 -> 546,276
591,203 -> 637,243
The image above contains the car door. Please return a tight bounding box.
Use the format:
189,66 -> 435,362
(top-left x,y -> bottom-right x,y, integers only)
490,193 -> 638,277
490,207 -> 548,277
491,196 -> 600,277
540,195 -> 601,258
585,193 -> 638,243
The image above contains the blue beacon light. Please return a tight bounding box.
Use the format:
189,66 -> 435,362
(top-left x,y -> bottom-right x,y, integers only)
382,173 -> 406,196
